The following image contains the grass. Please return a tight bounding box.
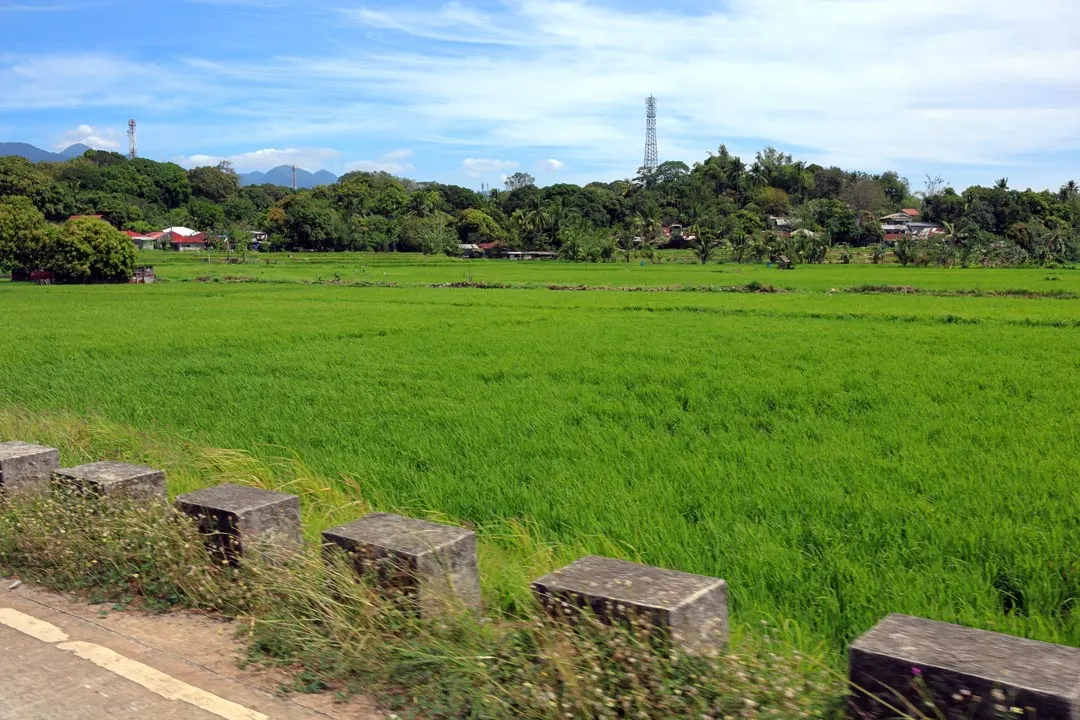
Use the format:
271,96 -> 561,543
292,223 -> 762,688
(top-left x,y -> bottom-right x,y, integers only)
1,253 -> 1079,662
141,249 -> 1080,294
0,484 -> 845,719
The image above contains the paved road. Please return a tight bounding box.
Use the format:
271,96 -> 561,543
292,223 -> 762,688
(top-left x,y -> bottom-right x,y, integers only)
0,582 -> 383,720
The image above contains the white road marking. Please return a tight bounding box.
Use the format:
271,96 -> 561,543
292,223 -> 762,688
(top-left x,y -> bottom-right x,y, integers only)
0,607 -> 268,720
0,607 -> 70,643
59,641 -> 268,720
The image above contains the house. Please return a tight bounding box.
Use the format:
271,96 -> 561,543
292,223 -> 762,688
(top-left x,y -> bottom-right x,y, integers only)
506,251 -> 557,261
162,226 -> 200,238
459,243 -> 483,258
908,222 -> 945,238
478,242 -> 505,258
171,232 -> 208,252
123,231 -> 157,251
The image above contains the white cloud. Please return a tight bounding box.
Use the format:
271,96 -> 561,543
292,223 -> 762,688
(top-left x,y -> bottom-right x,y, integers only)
173,147 -> 341,171
54,124 -> 121,151
332,0 -> 1080,175
462,158 -> 518,176
345,148 -> 414,174
544,159 -> 565,171
5,0 -> 1080,187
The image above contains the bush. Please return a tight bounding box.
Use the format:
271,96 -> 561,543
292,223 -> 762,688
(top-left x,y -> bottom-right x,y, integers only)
47,216 -> 136,283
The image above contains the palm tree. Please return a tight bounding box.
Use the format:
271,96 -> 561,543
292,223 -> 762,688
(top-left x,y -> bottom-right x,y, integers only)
690,224 -> 719,264
1041,218 -> 1071,262
1059,180 -> 1078,202
522,200 -> 552,248
995,178 -> 1009,190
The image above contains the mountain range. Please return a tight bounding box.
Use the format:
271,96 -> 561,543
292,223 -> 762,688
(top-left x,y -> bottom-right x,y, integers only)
238,166 -> 338,189
0,142 -> 94,163
0,142 -> 338,189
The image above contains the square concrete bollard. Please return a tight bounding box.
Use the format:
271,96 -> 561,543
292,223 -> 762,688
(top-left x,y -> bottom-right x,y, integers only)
530,555 -> 728,656
175,484 -> 301,566
849,614 -> 1080,719
53,461 -> 167,502
0,441 -> 60,493
322,513 -> 481,614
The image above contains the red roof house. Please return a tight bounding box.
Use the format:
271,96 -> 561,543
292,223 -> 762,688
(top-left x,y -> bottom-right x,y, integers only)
171,232 -> 208,251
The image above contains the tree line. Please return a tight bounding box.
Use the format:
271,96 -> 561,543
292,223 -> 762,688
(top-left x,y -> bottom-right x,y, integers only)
1,145 -> 1078,270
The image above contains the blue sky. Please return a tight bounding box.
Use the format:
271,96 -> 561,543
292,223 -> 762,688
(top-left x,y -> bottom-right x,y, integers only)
1,0 -> 1078,192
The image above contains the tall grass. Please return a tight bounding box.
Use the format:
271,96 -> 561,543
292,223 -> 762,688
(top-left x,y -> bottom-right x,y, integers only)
0,482 -> 845,719
0,265 -> 1078,657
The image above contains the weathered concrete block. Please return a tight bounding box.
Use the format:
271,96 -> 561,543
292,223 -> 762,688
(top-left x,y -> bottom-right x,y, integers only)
849,614 -> 1080,719
530,555 -> 728,656
175,484 -> 301,565
0,441 -> 59,493
53,461 -> 166,502
322,513 -> 481,614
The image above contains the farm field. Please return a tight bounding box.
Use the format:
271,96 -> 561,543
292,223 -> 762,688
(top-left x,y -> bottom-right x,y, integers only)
2,254 -> 1079,657
143,250 -> 1080,295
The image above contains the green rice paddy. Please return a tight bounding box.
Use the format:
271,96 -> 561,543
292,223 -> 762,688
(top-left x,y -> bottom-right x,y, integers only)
2,253 -> 1079,655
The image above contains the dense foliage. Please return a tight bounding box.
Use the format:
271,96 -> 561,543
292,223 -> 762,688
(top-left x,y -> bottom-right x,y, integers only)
1,146 -> 1078,265
0,196 -> 135,282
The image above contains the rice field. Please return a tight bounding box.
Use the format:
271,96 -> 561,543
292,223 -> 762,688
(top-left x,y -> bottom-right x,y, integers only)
2,253 -> 1079,655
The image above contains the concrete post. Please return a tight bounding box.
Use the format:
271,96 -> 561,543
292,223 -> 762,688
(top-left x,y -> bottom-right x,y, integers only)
52,461 -> 167,503
322,513 -> 481,615
849,614 -> 1080,718
531,555 -> 728,657
0,441 -> 60,493
175,484 -> 301,566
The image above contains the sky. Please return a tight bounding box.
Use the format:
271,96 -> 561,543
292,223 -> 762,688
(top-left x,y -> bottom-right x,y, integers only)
1,0 -> 1078,192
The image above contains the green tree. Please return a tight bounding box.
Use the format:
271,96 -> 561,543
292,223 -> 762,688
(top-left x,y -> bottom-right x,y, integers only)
228,225 -> 252,262
504,172 -> 536,191
187,163 -> 240,202
456,209 -> 506,244
690,224 -> 721,264
0,195 -> 49,273
47,216 -> 135,283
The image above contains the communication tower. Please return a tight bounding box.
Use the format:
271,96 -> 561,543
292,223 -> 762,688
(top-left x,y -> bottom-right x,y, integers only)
291,164 -> 297,191
128,119 -> 137,160
643,96 -> 658,173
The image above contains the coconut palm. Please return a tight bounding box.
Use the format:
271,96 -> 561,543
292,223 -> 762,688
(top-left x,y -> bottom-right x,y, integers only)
1041,218 -> 1071,262
1059,180 -> 1078,202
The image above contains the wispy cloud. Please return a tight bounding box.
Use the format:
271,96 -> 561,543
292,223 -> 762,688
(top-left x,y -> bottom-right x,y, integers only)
173,147 -> 341,171
54,124 -> 121,151
346,148 -> 414,174
462,158 -> 518,177
3,0 -> 1079,186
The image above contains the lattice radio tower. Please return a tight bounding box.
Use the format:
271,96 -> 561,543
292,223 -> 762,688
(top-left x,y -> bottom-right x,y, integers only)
127,119 -> 137,160
643,95 -> 658,172
291,164 -> 297,190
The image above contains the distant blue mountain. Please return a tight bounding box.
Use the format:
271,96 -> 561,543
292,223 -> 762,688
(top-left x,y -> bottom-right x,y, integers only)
238,165 -> 338,189
0,143 -> 339,189
0,142 -> 92,163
